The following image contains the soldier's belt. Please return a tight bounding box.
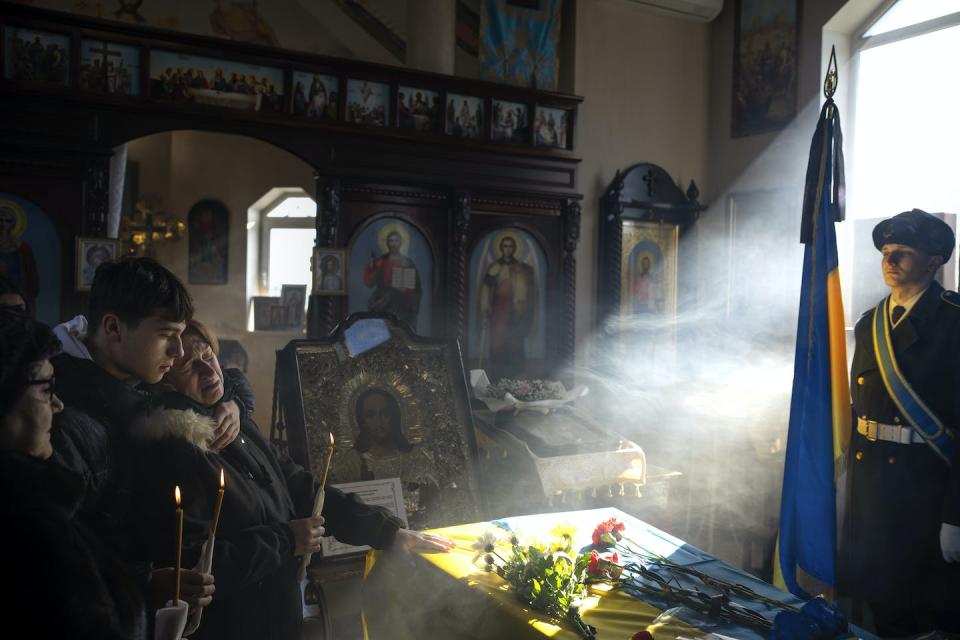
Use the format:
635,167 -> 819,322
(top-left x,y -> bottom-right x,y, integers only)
857,417 -> 926,445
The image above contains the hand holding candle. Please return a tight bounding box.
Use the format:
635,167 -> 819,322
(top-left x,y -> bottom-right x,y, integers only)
299,432 -> 335,580
312,432 -> 336,518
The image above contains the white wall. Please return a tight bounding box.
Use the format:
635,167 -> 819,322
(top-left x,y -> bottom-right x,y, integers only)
573,0 -> 710,358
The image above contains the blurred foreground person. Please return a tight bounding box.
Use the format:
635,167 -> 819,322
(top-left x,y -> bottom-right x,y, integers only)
0,309 -> 145,639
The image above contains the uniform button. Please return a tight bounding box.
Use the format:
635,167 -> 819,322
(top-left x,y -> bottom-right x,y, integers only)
857,376 -> 865,385
888,456 -> 896,464
893,416 -> 900,424
855,451 -> 864,461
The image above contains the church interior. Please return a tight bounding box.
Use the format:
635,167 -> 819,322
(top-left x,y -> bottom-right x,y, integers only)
2,0 -> 959,638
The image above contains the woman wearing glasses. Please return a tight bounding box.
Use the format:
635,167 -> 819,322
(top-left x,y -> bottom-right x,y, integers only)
0,309 -> 147,639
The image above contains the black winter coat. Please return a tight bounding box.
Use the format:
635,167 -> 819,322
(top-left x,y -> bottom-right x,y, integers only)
124,385 -> 402,640
0,451 -> 147,639
50,354 -> 253,558
50,353 -> 156,563
844,281 -> 960,607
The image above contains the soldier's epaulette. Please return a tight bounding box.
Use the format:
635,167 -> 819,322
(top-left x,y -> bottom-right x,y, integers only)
941,290 -> 960,309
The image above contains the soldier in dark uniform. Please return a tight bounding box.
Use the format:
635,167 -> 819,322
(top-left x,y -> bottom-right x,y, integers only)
844,209 -> 960,635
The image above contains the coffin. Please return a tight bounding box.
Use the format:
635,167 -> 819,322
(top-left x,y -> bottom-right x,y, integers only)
472,405 -> 680,528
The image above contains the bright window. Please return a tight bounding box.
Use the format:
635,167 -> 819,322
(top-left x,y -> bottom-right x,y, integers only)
863,0 -> 960,37
266,228 -> 315,295
849,22 -> 960,219
255,190 -> 316,296
840,0 -> 960,322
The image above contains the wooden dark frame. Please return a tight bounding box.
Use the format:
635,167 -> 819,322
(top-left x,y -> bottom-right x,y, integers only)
463,211 -> 559,379
274,311 -> 484,529
0,2 -> 582,368
443,89 -> 490,142
75,35 -> 145,99
0,2 -> 581,153
1,19 -> 74,90
289,66 -> 342,122
307,183 -> 580,377
598,163 -> 704,325
395,79 -> 446,136
342,207 -> 444,335
145,45 -> 289,116
533,100 -> 576,151
342,73 -> 393,129
490,97 -> 534,147
187,198 -> 230,285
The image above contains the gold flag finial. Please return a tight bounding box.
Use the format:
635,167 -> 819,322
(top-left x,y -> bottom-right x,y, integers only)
824,45 -> 839,99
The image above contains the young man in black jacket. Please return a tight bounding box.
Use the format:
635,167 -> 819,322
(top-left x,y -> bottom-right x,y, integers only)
50,258 -> 216,614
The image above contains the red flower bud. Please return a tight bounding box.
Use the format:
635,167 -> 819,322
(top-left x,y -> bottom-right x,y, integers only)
587,549 -> 600,575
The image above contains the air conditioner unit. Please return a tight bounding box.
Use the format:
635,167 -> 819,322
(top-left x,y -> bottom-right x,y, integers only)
626,0 -> 723,23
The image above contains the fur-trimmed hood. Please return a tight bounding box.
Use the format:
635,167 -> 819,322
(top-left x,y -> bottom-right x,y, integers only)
139,408 -> 216,451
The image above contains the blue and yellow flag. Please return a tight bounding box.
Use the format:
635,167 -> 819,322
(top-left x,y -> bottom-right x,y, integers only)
773,90 -> 849,600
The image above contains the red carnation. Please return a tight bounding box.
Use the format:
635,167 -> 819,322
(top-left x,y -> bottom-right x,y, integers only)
587,549 -> 601,575
592,521 -> 612,546
592,518 -> 626,546
609,518 -> 625,540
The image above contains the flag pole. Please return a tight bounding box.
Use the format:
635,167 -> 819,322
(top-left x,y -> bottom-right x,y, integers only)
774,42 -> 849,603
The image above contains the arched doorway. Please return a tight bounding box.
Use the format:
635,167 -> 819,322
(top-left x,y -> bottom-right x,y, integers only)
124,129 -> 316,431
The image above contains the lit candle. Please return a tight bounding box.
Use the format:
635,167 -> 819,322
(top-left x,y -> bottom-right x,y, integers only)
312,432 -> 335,517
300,433 -> 335,580
174,485 -> 183,604
210,469 -> 225,537
319,432 -> 335,497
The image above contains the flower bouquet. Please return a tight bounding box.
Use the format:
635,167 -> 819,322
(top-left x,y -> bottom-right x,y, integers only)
471,516 -> 854,639
471,525 -> 598,639
470,369 -> 588,414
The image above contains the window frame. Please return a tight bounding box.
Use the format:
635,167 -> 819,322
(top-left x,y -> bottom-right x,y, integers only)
856,3 -> 960,52
835,0 -> 960,319
846,1 -> 960,222
256,190 -> 317,296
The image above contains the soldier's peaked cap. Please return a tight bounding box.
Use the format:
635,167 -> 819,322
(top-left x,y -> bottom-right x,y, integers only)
872,209 -> 955,262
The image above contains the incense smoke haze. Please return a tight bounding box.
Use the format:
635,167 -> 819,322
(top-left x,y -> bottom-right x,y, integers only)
574,219 -> 808,573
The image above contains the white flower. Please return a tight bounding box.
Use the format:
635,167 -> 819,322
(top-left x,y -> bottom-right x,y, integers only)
471,530 -> 501,563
